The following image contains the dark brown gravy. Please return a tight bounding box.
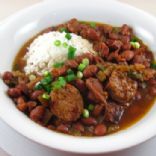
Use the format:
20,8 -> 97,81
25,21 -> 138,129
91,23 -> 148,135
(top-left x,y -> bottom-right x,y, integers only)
12,27 -> 155,134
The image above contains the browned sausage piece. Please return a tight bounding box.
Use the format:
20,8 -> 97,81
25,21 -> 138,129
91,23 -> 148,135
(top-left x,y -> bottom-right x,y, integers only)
86,78 -> 107,103
107,70 -> 138,104
105,102 -> 124,124
50,84 -> 84,122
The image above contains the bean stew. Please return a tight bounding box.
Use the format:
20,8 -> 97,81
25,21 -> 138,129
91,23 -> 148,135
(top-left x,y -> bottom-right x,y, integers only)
2,19 -> 156,136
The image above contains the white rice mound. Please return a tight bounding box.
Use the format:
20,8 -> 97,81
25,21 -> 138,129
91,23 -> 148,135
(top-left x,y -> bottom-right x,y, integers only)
24,31 -> 96,75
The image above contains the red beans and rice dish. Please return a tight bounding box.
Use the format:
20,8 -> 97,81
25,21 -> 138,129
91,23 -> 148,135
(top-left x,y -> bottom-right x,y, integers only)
2,19 -> 156,136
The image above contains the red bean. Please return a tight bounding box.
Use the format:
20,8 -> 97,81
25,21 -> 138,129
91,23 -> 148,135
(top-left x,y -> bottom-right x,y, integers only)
93,42 -> 109,58
57,124 -> 69,133
16,97 -> 27,112
81,117 -> 97,126
75,79 -> 86,93
30,106 -> 45,122
92,105 -> 103,117
94,124 -> 107,136
31,90 -> 44,100
65,59 -> 78,68
27,101 -> 37,111
73,123 -> 84,132
149,79 -> 156,85
2,71 -> 13,81
51,66 -> 67,77
83,65 -> 98,78
149,87 -> 156,96
16,83 -> 28,95
121,50 -> 134,61
7,88 -> 21,98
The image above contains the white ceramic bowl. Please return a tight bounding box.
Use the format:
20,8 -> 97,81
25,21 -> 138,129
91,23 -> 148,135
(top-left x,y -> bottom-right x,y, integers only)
0,0 -> 156,154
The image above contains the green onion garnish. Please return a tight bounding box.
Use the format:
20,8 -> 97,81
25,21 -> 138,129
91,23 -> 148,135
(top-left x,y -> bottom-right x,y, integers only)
41,74 -> 52,85
88,104 -> 94,111
53,62 -> 64,68
82,109 -> 89,118
90,22 -> 96,28
43,71 -> 50,77
34,82 -> 43,90
65,33 -> 72,40
62,42 -> 68,48
29,74 -> 36,81
54,40 -> 61,46
67,69 -> 74,75
78,63 -> 86,71
42,93 -> 50,100
59,27 -> 68,33
52,77 -> 66,90
68,46 -> 76,59
66,74 -> 76,82
43,85 -> 52,94
82,58 -> 89,66
77,71 -> 83,79
130,41 -> 140,49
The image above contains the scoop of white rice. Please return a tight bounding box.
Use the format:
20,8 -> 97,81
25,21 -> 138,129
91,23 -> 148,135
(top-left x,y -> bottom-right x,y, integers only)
24,31 -> 96,75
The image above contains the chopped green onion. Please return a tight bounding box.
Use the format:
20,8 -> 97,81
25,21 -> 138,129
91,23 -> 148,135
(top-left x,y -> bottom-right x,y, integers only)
29,74 -> 36,81
131,36 -> 139,42
78,63 -> 86,71
65,33 -> 72,40
66,74 -> 76,82
59,27 -> 68,33
151,61 -> 156,69
43,71 -> 50,77
88,104 -> 94,111
68,46 -> 76,59
77,71 -> 83,79
82,109 -> 89,118
34,82 -> 43,90
130,41 -> 140,49
90,22 -> 96,28
53,62 -> 64,68
62,42 -> 68,48
67,69 -> 74,75
52,81 -> 62,90
54,40 -> 61,46
42,93 -> 50,100
43,85 -> 52,94
41,74 -> 52,85
82,58 -> 89,66
52,77 -> 66,90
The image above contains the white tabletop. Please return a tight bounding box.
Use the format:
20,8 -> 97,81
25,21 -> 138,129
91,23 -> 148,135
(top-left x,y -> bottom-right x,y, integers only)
0,0 -> 156,156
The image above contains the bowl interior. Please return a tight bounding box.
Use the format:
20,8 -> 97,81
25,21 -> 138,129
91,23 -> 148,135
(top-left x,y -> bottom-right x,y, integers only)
0,0 -> 156,153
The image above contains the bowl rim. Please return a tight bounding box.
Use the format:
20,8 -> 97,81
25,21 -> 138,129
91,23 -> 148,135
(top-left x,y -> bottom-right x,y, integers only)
1,0 -> 156,154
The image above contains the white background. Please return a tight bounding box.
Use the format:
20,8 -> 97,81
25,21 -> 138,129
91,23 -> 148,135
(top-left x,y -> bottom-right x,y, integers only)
0,0 -> 156,156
